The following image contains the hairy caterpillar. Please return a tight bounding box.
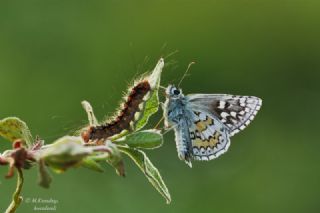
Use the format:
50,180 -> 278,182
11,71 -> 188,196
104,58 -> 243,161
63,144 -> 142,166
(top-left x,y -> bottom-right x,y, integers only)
82,58 -> 164,142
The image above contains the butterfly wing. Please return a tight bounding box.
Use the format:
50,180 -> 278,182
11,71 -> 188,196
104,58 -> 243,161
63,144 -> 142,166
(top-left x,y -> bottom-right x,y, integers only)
188,110 -> 230,161
187,94 -> 262,136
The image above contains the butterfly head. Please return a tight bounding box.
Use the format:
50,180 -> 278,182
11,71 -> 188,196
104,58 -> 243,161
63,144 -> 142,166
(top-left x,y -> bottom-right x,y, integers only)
166,85 -> 184,98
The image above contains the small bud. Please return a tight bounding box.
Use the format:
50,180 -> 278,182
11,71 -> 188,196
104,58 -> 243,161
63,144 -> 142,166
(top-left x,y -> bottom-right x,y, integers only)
13,139 -> 24,149
81,127 -> 92,143
0,156 -> 8,165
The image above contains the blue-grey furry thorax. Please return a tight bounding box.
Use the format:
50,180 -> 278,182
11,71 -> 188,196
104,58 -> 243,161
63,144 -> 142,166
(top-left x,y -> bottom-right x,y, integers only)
164,85 -> 190,125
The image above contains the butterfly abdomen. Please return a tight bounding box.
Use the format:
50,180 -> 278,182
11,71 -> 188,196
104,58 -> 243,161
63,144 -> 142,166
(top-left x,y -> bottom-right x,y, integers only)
82,80 -> 151,142
173,119 -> 193,167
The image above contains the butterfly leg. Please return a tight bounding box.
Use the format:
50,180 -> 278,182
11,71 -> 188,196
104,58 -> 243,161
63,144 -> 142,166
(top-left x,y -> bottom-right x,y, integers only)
160,102 -> 165,111
161,124 -> 177,135
153,102 -> 166,129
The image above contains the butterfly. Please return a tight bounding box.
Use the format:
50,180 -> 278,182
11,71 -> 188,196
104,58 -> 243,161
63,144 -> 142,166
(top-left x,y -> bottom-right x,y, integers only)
163,85 -> 262,167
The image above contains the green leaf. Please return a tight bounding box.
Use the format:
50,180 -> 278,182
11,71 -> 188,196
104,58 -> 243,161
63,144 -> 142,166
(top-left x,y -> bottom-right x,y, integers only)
105,141 -> 125,177
118,146 -> 171,204
116,129 -> 163,149
81,157 -> 104,172
81,100 -> 98,126
40,136 -> 91,172
133,91 -> 159,131
133,58 -> 164,131
38,159 -> 52,188
0,117 -> 33,147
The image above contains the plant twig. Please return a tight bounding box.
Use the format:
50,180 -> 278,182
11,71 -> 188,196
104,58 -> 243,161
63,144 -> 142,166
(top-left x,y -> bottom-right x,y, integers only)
5,167 -> 24,213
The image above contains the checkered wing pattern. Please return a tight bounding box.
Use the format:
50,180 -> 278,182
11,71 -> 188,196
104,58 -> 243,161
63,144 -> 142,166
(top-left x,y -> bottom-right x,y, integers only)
189,111 -> 230,161
188,94 -> 262,136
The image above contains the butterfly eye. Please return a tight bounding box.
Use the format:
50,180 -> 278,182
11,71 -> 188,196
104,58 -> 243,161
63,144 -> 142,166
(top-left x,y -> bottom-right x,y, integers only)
173,89 -> 180,95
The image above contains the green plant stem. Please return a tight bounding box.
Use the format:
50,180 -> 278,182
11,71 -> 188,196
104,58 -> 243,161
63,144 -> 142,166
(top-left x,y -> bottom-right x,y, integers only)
110,130 -> 129,141
5,168 -> 24,213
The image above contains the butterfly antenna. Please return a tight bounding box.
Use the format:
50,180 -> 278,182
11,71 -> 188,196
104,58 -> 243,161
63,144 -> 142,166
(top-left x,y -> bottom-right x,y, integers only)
178,61 -> 195,87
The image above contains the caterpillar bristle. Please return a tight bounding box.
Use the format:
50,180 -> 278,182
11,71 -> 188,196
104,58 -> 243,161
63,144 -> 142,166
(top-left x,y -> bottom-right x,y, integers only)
82,80 -> 151,142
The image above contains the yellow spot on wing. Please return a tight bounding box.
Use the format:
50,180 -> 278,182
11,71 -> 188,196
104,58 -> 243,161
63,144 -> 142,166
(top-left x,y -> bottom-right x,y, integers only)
195,117 -> 213,132
192,131 -> 220,149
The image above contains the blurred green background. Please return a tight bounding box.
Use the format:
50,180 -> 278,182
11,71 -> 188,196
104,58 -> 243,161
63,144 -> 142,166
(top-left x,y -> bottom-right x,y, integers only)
0,1 -> 319,212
